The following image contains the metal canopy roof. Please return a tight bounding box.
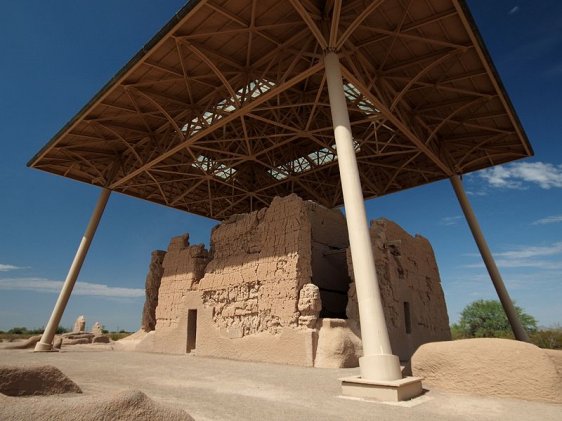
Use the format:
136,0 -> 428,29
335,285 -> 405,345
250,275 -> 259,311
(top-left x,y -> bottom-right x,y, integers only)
29,0 -> 532,220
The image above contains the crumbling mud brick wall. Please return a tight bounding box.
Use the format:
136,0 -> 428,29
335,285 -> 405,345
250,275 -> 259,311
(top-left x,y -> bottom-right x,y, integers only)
198,195 -> 314,338
134,195 -> 327,363
347,218 -> 451,361
141,250 -> 166,332
155,234 -> 209,329
308,204 -> 350,318
137,195 -> 450,366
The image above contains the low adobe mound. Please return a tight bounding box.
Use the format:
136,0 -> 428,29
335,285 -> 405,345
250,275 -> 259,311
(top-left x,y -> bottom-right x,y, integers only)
411,338 -> 562,403
0,389 -> 194,421
3,335 -> 62,350
0,365 -> 81,396
545,349 -> 562,374
314,319 -> 362,368
2,335 -> 42,349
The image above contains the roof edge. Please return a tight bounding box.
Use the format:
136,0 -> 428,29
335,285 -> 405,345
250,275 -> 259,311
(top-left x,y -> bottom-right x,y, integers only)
27,0 -> 201,168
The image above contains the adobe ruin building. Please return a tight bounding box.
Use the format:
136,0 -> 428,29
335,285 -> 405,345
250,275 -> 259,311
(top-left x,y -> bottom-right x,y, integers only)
133,195 -> 450,366
29,0 -> 534,399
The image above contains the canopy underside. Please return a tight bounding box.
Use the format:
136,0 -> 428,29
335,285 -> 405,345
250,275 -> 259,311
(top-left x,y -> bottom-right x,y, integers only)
29,0 -> 532,219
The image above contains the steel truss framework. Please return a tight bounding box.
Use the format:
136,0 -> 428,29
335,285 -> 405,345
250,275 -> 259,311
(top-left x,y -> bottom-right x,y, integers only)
29,0 -> 532,220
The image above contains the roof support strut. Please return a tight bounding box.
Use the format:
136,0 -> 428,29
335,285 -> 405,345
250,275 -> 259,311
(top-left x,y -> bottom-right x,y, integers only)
340,67 -> 454,177
110,62 -> 325,189
34,188 -> 112,351
324,51 -> 403,381
450,175 -> 530,342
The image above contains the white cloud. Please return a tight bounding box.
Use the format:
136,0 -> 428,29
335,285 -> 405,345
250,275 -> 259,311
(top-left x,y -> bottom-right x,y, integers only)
440,215 -> 463,226
0,277 -> 144,298
464,259 -> 562,270
462,241 -> 562,270
0,264 -> 25,272
494,242 -> 562,259
466,190 -> 487,197
508,6 -> 520,15
532,214 -> 562,225
497,259 -> 562,270
479,162 -> 562,190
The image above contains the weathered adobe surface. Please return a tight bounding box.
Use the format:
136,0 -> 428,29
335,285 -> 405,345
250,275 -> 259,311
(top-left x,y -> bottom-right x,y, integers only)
308,201 -> 350,319
198,195 -> 314,337
132,195 -> 323,363
545,349 -> 562,374
60,330 -> 110,346
149,195 -> 326,338
0,389 -> 194,421
346,218 -> 451,361
0,365 -> 81,396
3,335 -> 44,350
142,250 -> 166,332
155,234 -> 209,330
411,339 -> 562,403
72,315 -> 85,333
140,195 -> 450,367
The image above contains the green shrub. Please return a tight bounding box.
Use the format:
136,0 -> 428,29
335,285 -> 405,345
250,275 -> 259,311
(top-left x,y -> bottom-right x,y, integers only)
0,326 -> 67,339
450,300 -> 561,349
8,327 -> 27,334
456,299 -> 537,338
109,332 -> 131,341
530,327 -> 562,349
450,323 -> 466,340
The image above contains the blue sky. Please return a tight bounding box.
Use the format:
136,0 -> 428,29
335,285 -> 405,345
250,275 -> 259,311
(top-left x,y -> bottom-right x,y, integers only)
0,1 -> 561,331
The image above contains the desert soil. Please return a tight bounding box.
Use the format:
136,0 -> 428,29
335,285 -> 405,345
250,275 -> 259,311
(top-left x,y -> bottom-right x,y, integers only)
0,346 -> 560,421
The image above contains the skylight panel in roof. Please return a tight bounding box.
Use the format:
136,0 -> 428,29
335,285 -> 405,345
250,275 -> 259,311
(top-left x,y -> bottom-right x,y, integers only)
308,147 -> 337,166
292,156 -> 312,172
343,82 -> 380,115
192,154 -> 237,181
181,79 -> 275,134
268,141 -> 361,180
268,168 -> 288,180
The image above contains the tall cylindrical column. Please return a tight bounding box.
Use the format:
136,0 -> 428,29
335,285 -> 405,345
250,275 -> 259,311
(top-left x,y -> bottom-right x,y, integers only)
450,175 -> 529,342
324,52 -> 402,381
35,188 -> 112,351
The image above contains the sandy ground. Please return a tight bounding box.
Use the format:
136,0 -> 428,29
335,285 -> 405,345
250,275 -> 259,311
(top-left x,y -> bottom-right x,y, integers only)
0,345 -> 560,421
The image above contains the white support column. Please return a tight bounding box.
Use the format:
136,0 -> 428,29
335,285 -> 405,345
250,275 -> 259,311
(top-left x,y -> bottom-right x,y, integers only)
35,188 -> 111,351
450,175 -> 529,342
324,52 -> 402,381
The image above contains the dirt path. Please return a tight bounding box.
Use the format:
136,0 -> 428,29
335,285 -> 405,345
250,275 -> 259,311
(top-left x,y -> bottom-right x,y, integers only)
1,347 -> 560,421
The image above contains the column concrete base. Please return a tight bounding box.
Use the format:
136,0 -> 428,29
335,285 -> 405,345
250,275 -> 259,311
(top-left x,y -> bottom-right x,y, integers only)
359,353 -> 402,381
34,342 -> 54,352
341,375 -> 423,402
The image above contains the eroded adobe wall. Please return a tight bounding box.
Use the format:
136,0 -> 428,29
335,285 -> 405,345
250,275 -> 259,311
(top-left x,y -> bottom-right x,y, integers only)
136,195 -> 318,364
198,194 -> 313,338
155,234 -> 209,330
141,250 -> 166,332
137,195 -> 450,366
347,218 -> 451,361
307,204 -> 350,318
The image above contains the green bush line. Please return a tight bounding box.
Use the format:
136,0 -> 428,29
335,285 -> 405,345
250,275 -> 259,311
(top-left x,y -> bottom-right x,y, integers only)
450,325 -> 562,349
0,327 -> 132,342
450,299 -> 561,349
